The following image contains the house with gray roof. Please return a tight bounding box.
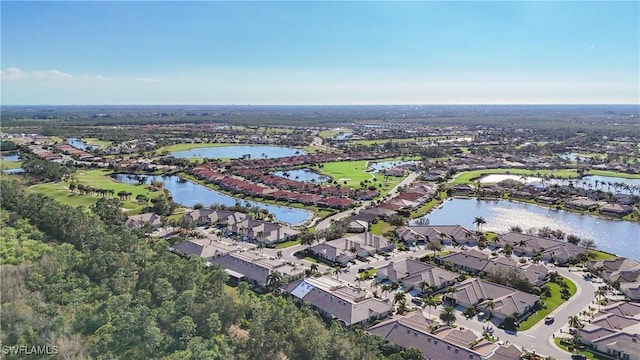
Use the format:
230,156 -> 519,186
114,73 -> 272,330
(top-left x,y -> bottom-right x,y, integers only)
170,237 -> 238,262
396,225 -> 476,247
212,251 -> 305,287
446,278 -> 539,320
124,212 -> 163,229
307,242 -> 355,265
375,259 -> 459,293
283,276 -> 392,327
578,300 -> 640,360
367,313 -> 511,360
497,232 -> 586,264
309,233 -> 393,264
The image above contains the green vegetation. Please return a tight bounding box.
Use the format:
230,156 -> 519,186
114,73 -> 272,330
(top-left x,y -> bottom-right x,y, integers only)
588,250 -> 617,260
156,142 -> 241,153
518,276 -> 577,331
359,268 -> 377,280
83,137 -> 113,147
554,337 -> 609,360
0,158 -> 22,169
370,221 -> 394,236
1,179 -> 399,359
319,160 -> 403,191
586,169 -> 640,179
29,169 -> 163,212
275,239 -> 301,249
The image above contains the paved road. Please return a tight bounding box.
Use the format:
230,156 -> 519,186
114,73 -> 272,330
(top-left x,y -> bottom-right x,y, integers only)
422,265 -> 597,359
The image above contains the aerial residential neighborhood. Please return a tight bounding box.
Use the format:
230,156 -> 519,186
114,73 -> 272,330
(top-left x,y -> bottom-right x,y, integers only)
2,1 -> 639,359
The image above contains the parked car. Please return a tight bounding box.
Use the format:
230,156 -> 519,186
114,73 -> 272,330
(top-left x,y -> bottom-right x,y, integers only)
411,298 -> 423,307
544,316 -> 554,324
571,355 -> 586,360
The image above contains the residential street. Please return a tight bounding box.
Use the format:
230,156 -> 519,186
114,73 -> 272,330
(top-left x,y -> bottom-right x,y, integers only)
421,265 -> 598,359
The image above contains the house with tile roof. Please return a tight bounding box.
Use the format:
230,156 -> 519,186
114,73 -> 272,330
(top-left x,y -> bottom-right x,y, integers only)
375,259 -> 460,293
283,276 -> 392,327
445,278 -> 539,321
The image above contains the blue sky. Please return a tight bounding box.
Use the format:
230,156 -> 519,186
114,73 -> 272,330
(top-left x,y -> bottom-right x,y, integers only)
1,1 -> 638,105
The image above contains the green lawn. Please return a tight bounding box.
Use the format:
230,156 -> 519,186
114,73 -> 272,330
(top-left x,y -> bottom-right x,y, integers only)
29,169 -> 163,213
369,221 -> 395,236
588,250 -> 617,260
358,268 -> 377,280
518,276 -> 577,331
319,160 -> 403,191
586,169 -> 640,179
451,169 -> 580,184
410,192 -> 446,218
83,137 -> 113,148
275,239 -> 301,249
554,337 -> 611,360
0,159 -> 22,169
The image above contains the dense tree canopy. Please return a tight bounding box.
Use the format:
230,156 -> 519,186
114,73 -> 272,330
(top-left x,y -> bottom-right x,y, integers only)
0,179 -> 404,359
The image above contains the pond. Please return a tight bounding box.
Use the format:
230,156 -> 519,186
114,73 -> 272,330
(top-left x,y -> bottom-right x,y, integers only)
170,145 -> 306,159
68,138 -> 95,151
272,169 -> 329,183
478,174 -> 640,194
2,153 -> 20,161
413,198 -> 640,260
368,160 -> 415,173
112,174 -> 312,225
2,168 -> 25,174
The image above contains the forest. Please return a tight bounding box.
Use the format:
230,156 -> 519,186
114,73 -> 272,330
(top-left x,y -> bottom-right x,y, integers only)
0,179 -> 421,360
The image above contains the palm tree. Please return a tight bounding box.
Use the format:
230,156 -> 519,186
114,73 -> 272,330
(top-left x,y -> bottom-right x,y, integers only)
332,267 -> 341,280
485,299 -> 496,318
568,315 -> 583,329
394,291 -> 406,305
266,271 -> 284,293
439,306 -> 457,326
423,295 -> 438,321
426,240 -> 443,257
418,280 -> 431,295
381,284 -> 392,297
594,287 -> 607,310
473,216 -> 487,232
276,250 -> 283,259
354,277 -> 362,288
444,286 -> 457,305
310,263 -> 319,275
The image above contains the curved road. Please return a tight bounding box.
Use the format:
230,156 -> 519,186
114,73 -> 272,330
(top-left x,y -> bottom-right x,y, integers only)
437,265 -> 597,359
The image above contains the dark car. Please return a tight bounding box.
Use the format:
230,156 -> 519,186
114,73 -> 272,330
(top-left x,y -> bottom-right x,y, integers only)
571,355 -> 587,360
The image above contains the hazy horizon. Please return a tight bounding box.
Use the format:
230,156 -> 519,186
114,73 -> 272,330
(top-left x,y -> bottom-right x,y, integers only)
2,2 -> 638,105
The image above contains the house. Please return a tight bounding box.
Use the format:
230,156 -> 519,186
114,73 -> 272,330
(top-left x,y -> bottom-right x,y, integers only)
587,257 -> 640,284
497,232 -> 586,264
367,313 -> 502,360
599,203 -> 634,217
375,259 -> 459,292
347,219 -> 369,233
445,278 -> 539,321
124,212 -> 163,228
439,250 -> 548,287
170,237 -> 238,262
283,276 -> 392,327
212,251 -> 305,287
590,332 -> 640,360
620,283 -> 640,301
452,183 -> 475,194
565,197 -> 599,211
306,243 -> 354,265
396,225 -> 476,247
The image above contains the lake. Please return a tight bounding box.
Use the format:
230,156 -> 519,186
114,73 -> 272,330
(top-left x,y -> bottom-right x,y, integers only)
414,198 -> 640,260
368,160 -> 415,173
272,169 -> 329,183
170,145 -> 306,159
112,174 -> 312,225
68,137 -> 95,151
479,174 -> 640,194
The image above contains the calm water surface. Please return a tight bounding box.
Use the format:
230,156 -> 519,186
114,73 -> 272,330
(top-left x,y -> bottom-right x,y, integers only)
2,153 -> 20,161
68,138 -> 95,151
171,145 -> 306,159
113,174 -> 312,225
415,198 -> 640,260
479,174 -> 639,194
272,169 -> 329,183
368,160 -> 415,173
